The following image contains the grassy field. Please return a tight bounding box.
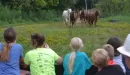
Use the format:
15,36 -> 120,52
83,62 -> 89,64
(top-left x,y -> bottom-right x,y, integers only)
0,15 -> 130,58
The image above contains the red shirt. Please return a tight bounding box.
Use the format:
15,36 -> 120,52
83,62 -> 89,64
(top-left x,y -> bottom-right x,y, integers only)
108,60 -> 115,65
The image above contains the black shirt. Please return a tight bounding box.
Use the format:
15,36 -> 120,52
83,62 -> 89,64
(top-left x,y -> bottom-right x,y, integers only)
95,65 -> 125,75
86,65 -> 98,75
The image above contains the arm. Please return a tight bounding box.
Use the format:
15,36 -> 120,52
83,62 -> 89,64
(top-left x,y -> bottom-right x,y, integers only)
19,45 -> 25,69
43,43 -> 50,48
84,53 -> 92,69
55,56 -> 63,65
53,50 -> 63,65
44,44 -> 63,64
23,52 -> 30,69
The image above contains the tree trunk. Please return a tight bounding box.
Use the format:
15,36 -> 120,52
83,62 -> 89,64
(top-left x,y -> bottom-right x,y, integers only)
85,0 -> 87,10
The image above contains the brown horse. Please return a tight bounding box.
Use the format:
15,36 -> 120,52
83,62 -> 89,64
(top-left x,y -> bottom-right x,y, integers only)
70,10 -> 79,27
85,9 -> 100,26
80,10 -> 86,22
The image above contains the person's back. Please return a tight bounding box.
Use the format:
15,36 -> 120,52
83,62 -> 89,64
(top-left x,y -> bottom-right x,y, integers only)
0,43 -> 23,75
113,54 -> 126,71
0,27 -> 23,75
24,33 -> 62,75
117,34 -> 130,75
107,37 -> 126,73
91,49 -> 125,75
64,52 -> 91,75
63,37 -> 91,75
95,65 -> 125,75
25,48 -> 59,75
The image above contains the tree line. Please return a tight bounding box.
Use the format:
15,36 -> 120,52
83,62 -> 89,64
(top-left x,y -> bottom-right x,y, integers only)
0,0 -> 130,24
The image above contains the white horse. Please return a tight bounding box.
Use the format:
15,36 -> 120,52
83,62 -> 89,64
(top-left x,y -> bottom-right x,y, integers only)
62,8 -> 72,25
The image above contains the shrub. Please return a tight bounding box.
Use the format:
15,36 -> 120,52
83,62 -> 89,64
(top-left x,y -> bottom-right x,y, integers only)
0,5 -> 21,24
0,3 -> 62,24
95,0 -> 130,17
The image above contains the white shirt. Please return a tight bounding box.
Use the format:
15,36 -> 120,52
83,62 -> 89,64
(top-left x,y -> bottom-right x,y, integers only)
113,55 -> 126,73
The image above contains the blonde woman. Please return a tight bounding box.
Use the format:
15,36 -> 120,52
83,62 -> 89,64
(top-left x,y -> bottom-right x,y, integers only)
63,37 -> 91,75
92,49 -> 125,75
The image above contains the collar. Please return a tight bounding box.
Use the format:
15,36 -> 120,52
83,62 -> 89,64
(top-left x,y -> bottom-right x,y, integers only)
108,60 -> 115,65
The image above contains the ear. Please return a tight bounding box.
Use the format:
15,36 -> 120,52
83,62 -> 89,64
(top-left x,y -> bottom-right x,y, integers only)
44,43 -> 50,48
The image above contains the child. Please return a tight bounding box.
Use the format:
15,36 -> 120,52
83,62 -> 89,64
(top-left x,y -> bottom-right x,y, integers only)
103,44 -> 115,65
85,44 -> 115,75
24,33 -> 62,75
63,37 -> 91,75
0,27 -> 24,75
107,37 -> 126,73
92,49 -> 125,75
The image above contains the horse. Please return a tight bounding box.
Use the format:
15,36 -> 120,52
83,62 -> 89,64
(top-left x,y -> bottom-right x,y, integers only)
85,9 -> 100,26
62,8 -> 72,25
80,9 -> 86,23
70,10 -> 79,27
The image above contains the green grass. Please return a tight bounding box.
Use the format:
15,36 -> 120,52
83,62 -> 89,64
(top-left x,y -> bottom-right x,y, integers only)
0,15 -> 130,59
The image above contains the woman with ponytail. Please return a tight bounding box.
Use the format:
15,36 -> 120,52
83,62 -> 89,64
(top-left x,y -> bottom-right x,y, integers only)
63,37 -> 91,75
24,33 -> 62,75
0,27 -> 24,75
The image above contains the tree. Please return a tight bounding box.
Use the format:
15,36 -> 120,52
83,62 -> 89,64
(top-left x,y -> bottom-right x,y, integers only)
95,0 -> 130,17
1,0 -> 60,10
85,0 -> 87,10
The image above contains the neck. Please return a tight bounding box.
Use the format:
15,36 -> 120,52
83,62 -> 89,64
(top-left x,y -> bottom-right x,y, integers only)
7,40 -> 16,44
75,50 -> 80,52
98,67 -> 102,71
36,46 -> 43,48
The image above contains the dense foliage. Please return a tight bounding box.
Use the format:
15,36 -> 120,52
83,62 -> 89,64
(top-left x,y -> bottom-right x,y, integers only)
96,0 -> 130,17
0,0 -> 130,24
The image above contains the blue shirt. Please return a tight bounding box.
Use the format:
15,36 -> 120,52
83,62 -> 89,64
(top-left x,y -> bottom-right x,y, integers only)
0,43 -> 23,75
63,51 -> 91,75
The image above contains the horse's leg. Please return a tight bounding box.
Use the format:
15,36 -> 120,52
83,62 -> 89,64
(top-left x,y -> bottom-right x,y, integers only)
87,19 -> 90,26
85,19 -> 88,26
70,20 -> 72,27
64,18 -> 67,25
84,16 -> 87,24
72,20 -> 74,27
88,17 -> 92,27
74,20 -> 76,27
91,19 -> 93,26
92,19 -> 95,26
89,18 -> 92,27
91,17 -> 95,27
94,17 -> 98,26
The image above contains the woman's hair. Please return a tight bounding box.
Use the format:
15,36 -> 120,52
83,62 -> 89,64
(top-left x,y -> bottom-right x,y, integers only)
103,44 -> 114,60
0,27 -> 17,61
107,37 -> 122,56
31,33 -> 45,48
92,48 -> 109,68
69,37 -> 83,74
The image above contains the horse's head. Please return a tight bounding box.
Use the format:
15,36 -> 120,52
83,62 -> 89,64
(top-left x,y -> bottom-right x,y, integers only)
94,9 -> 101,17
67,8 -> 72,14
75,10 -> 80,19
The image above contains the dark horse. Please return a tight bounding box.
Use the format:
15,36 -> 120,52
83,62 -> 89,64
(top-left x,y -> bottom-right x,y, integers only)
80,10 -> 86,22
70,10 -> 79,27
86,9 -> 100,26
